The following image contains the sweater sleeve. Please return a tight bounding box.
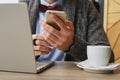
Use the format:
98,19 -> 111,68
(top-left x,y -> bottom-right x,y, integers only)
65,0 -> 110,61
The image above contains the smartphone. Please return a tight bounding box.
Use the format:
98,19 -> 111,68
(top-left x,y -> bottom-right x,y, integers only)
45,10 -> 67,30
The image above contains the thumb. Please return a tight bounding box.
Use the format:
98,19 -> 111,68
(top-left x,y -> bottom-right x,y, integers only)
66,20 -> 74,31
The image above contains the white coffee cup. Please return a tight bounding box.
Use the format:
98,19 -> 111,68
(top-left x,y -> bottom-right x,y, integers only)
87,45 -> 111,67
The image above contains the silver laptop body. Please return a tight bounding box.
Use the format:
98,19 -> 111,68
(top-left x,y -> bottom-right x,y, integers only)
0,3 -> 54,73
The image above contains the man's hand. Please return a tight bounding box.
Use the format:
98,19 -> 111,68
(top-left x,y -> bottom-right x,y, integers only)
40,14 -> 74,51
32,34 -> 52,57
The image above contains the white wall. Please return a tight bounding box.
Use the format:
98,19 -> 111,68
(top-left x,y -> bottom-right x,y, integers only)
0,0 -> 18,3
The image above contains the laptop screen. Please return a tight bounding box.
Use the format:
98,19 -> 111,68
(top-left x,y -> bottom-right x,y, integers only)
0,3 -> 37,73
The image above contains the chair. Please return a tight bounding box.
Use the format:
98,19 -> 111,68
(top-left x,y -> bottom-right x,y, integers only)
104,0 -> 120,63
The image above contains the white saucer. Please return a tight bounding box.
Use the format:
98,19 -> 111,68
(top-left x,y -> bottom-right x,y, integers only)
76,60 -> 120,74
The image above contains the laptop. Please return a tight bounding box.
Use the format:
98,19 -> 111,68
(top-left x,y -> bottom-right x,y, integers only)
0,3 -> 54,73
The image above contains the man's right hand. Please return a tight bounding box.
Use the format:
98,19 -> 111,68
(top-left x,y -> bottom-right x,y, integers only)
32,34 -> 52,57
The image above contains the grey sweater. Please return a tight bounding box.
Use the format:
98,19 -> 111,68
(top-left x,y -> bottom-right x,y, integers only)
19,0 -> 114,61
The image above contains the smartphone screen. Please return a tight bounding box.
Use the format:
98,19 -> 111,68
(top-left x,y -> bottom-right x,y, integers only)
45,10 -> 67,30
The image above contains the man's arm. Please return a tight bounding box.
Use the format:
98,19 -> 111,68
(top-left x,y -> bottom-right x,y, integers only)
65,0 -> 110,61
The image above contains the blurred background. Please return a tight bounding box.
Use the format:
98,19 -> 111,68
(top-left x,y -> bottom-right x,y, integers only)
0,0 -> 18,3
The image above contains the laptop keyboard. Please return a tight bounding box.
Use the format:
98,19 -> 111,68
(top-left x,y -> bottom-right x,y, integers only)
36,62 -> 45,67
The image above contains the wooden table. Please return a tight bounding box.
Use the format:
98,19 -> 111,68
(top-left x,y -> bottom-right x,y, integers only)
0,61 -> 120,80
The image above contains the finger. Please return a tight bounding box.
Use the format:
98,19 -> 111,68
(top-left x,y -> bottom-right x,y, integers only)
42,30 -> 58,42
66,20 -> 74,31
34,51 -> 49,56
32,34 -> 45,46
51,13 -> 67,31
32,34 -> 37,40
32,34 -> 44,40
34,46 -> 52,52
40,20 -> 60,38
44,34 -> 56,46
35,39 -> 51,46
34,51 -> 41,57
